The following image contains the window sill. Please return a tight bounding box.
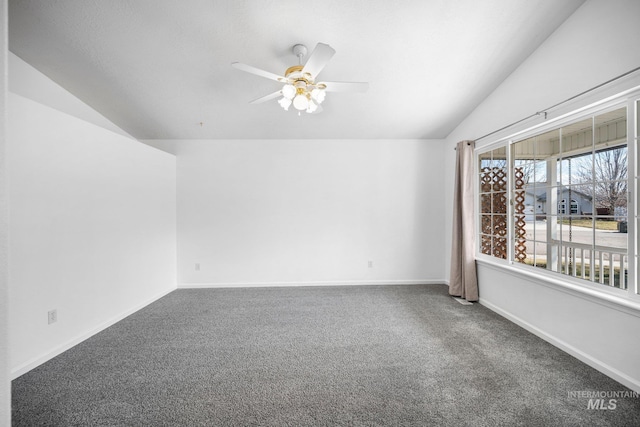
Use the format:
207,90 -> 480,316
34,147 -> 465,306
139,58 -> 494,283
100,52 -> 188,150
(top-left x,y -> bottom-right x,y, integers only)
476,256 -> 640,318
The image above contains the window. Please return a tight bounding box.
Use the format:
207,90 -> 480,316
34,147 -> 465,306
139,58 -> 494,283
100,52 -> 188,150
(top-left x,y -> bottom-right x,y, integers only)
478,147 -> 508,259
636,99 -> 640,296
478,104 -> 633,292
558,199 -> 578,215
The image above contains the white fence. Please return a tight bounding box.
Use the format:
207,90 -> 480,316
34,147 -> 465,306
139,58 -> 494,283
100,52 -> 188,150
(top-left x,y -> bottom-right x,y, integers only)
552,240 -> 627,288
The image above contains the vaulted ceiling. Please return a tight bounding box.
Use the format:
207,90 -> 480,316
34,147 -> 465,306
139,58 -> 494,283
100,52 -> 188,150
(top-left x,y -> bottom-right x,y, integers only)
8,0 -> 585,140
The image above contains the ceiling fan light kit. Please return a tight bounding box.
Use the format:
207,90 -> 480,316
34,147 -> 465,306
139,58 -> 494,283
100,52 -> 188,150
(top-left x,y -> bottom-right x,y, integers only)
232,42 -> 369,115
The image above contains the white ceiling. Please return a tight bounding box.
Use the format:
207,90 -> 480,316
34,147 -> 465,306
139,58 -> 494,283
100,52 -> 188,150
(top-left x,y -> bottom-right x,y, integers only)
8,0 -> 585,140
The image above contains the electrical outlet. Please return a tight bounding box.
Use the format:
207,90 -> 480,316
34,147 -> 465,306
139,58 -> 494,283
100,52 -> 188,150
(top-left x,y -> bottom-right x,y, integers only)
368,260 -> 373,268
195,263 -> 200,271
48,309 -> 57,325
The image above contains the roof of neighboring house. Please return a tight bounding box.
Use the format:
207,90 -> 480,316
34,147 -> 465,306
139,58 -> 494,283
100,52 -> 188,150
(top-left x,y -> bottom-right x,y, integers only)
527,185 -> 593,202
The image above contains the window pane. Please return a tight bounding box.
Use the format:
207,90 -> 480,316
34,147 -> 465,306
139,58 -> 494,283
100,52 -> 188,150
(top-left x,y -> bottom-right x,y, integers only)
493,192 -> 507,214
594,219 -> 627,252
513,137 -> 534,155
594,146 -> 628,182
562,118 -> 592,156
477,146 -> 510,261
569,153 -> 594,185
593,108 -> 627,291
558,158 -> 577,186
595,107 -> 626,149
533,160 -> 548,183
533,218 -> 548,242
481,215 -> 492,235
493,214 -> 507,237
560,185 -> 593,216
549,186 -> 562,216
479,171 -> 492,193
529,186 -> 553,217
494,237 -> 507,259
536,130 -> 560,160
493,146 -> 507,167
480,235 -> 492,256
480,193 -> 491,213
533,242 -> 549,269
514,160 -> 533,186
559,216 -> 593,246
479,150 -> 492,170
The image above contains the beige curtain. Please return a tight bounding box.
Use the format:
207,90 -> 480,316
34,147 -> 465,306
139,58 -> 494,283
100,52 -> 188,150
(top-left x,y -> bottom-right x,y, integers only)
449,140 -> 478,301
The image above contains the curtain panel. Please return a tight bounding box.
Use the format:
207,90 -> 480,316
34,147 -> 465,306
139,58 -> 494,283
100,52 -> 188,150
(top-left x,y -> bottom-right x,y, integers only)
449,140 -> 478,301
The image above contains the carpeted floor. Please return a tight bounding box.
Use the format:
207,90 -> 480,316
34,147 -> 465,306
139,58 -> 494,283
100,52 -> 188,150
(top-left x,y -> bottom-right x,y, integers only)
12,284 -> 640,426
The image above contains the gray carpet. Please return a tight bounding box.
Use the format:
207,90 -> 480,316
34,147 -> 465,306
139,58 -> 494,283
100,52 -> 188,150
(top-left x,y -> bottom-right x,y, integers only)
12,284 -> 640,426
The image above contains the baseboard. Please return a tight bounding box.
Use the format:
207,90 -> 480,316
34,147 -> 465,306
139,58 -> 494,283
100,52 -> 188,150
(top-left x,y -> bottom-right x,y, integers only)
479,298 -> 640,394
178,279 -> 446,289
11,287 -> 175,380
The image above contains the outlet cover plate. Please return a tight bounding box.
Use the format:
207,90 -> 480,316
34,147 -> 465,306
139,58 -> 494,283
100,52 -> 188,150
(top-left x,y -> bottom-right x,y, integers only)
48,309 -> 57,324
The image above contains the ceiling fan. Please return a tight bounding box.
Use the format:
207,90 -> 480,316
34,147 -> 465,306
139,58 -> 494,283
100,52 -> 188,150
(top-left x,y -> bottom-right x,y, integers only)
232,43 -> 369,114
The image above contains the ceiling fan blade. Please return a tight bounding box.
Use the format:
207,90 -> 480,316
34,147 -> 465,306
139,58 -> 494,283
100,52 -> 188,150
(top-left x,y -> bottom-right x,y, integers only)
231,62 -> 286,82
301,43 -> 335,79
320,81 -> 369,93
249,91 -> 282,105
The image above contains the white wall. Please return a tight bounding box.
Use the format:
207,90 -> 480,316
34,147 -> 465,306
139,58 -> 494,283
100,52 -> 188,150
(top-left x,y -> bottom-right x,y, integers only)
174,139 -> 445,287
478,262 -> 640,391
445,0 -> 640,271
8,52 -> 131,139
443,0 -> 640,391
8,59 -> 177,377
0,0 -> 9,423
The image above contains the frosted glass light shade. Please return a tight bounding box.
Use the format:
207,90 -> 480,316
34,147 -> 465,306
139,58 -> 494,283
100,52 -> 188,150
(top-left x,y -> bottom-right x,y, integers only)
311,88 -> 326,104
278,97 -> 292,110
281,84 -> 296,100
306,100 -> 318,113
293,94 -> 309,111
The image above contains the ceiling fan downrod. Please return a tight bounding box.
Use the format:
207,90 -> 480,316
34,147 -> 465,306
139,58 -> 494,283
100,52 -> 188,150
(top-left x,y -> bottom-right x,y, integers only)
292,44 -> 307,64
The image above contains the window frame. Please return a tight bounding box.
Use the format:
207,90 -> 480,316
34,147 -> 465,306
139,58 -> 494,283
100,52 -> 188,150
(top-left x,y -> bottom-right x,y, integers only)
474,90 -> 640,307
